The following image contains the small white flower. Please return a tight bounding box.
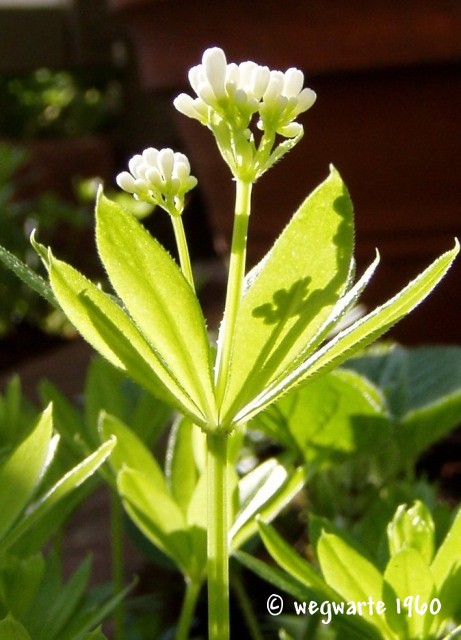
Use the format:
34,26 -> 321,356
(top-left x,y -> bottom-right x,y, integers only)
258,68 -> 317,135
174,47 -> 317,179
174,47 -> 316,134
116,147 -> 197,215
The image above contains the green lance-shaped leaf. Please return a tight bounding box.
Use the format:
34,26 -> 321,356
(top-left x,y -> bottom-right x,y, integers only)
431,507 -> 461,621
343,345 -> 461,467
230,460 -> 306,550
95,191 -> 217,426
255,521 -> 385,639
0,437 -> 116,554
48,254 -> 206,426
29,555 -> 92,640
117,467 -> 193,576
234,548 -> 312,602
0,404 -> 53,542
165,417 -> 208,577
0,244 -> 58,309
221,167 -> 354,420
99,412 -> 166,490
0,554 -> 46,621
317,532 -> 394,638
257,520 -> 336,598
236,241 -> 459,426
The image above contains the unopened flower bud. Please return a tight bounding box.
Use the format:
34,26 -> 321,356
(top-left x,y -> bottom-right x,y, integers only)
116,147 -> 197,216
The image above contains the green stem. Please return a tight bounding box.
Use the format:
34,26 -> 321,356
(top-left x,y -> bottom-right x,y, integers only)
215,179 -> 253,404
207,433 -> 229,640
175,578 -> 202,640
171,214 -> 195,292
232,568 -> 264,640
110,489 -> 125,640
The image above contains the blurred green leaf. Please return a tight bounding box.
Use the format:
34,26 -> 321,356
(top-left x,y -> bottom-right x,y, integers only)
0,405 -> 53,542
0,437 -> 115,555
0,554 -> 45,620
387,501 -> 435,564
344,345 -> 461,462
431,507 -> 461,621
118,467 -> 192,576
100,413 -> 165,490
252,369 -> 390,469
0,614 -> 31,640
384,548 -> 435,638
166,416 -> 200,515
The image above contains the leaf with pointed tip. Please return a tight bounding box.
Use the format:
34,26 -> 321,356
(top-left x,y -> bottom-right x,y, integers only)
0,437 -> 116,554
234,549 -> 312,602
48,254 -> 205,426
221,167 -> 354,420
83,630 -> 107,640
0,245 -> 57,308
254,521 -> 384,639
31,556 -> 92,640
0,615 -> 31,640
58,581 -> 134,640
100,412 -> 166,490
236,241 -> 459,425
230,461 -> 305,550
258,520 -> 337,597
96,192 -> 216,425
0,405 -> 53,542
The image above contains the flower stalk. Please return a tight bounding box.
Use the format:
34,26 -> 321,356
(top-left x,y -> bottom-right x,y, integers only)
116,147 -> 197,289
170,214 -> 195,291
215,179 -> 253,408
207,432 -> 230,640
175,578 -> 202,640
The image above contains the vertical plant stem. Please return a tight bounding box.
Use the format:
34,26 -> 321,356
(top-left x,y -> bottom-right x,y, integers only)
110,489 -> 125,640
215,179 -> 253,403
207,432 -> 229,640
175,578 -> 202,640
171,214 -> 195,291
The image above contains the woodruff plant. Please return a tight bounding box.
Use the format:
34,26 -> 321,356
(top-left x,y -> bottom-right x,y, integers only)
30,47 -> 457,639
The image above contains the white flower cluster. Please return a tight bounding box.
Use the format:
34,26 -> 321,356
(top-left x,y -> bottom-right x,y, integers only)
116,147 -> 197,216
174,47 -> 316,138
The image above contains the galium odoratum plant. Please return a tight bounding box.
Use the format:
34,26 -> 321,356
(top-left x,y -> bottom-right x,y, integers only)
29,47 -> 458,640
